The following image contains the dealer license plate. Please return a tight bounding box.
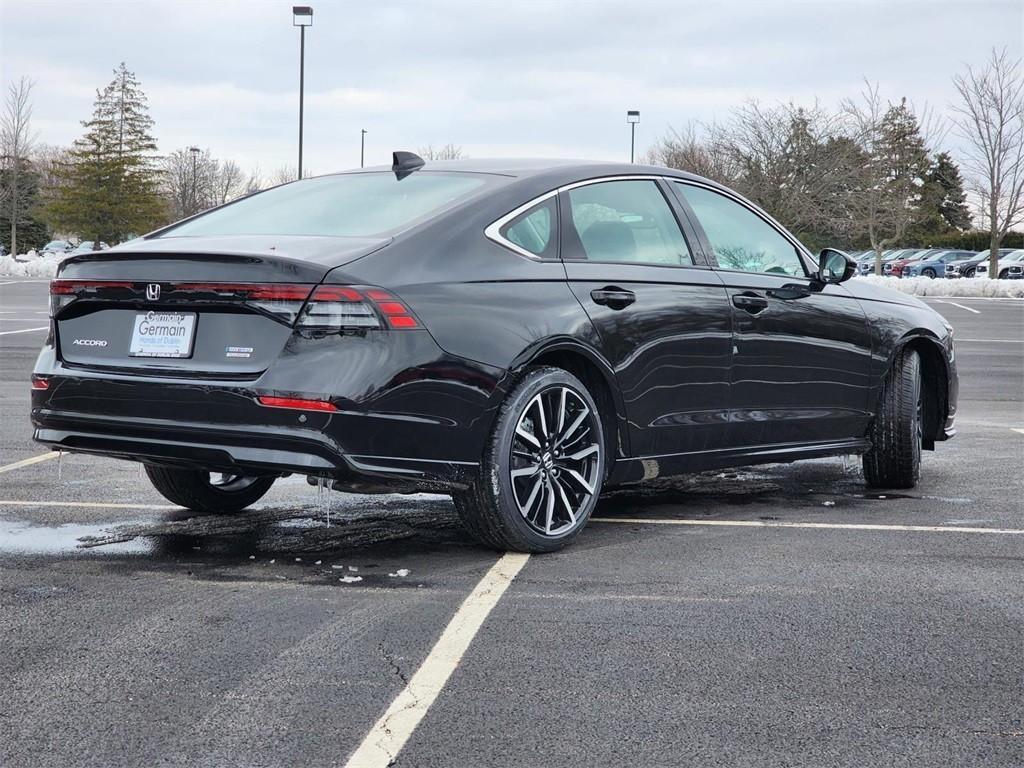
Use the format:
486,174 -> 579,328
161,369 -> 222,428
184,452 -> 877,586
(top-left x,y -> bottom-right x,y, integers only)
129,311 -> 197,358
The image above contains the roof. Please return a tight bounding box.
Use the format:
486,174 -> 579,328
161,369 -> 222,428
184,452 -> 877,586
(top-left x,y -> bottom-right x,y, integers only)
328,156 -> 708,183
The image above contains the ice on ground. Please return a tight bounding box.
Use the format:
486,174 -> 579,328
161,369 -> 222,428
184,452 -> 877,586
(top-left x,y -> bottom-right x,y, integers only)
0,252 -> 63,278
852,274 -> 1024,298
388,568 -> 411,578
339,575 -> 363,583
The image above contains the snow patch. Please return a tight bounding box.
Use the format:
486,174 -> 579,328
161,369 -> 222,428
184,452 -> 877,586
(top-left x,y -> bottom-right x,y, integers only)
852,275 -> 1024,298
0,253 -> 63,278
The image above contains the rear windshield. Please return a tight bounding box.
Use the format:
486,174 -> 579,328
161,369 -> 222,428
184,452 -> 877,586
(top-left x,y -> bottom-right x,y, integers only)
157,171 -> 493,239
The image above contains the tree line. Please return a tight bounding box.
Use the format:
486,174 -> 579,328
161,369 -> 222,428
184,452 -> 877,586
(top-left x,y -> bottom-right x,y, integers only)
2,52 -> 1022,277
648,48 -> 1023,274
0,63 -> 293,254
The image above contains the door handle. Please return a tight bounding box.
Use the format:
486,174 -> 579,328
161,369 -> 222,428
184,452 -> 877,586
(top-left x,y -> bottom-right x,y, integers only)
591,287 -> 636,309
732,292 -> 769,314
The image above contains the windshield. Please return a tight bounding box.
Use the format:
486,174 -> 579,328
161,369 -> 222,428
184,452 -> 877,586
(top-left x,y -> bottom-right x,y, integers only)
157,171 -> 495,239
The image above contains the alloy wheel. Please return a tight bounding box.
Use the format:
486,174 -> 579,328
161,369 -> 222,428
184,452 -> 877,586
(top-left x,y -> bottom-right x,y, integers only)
207,472 -> 261,493
509,386 -> 601,536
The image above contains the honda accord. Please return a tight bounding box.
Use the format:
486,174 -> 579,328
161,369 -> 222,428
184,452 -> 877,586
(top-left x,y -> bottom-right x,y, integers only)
31,153 -> 958,552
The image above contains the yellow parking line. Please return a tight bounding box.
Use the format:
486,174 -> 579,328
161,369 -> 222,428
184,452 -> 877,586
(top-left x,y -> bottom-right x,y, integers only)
0,452 -> 60,474
591,518 -> 1024,535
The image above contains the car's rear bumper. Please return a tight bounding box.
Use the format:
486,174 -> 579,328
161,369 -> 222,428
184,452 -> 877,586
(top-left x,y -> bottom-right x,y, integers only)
32,408 -> 478,488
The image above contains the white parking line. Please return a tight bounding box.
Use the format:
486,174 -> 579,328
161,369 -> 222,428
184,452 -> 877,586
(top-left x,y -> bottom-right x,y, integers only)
0,326 -> 48,336
955,338 -> 1024,343
1012,429 -> 1024,436
0,500 -> 178,510
343,552 -> 530,768
591,518 -> 1024,534
0,453 -> 60,474
936,300 -> 981,314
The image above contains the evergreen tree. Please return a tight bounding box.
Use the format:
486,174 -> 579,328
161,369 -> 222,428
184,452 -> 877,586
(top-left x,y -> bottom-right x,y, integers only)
47,63 -> 165,245
929,151 -> 972,231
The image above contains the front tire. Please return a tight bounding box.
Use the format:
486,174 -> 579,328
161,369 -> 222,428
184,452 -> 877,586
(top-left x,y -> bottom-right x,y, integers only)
921,268 -> 936,279
144,465 -> 275,513
863,349 -> 922,489
454,366 -> 605,553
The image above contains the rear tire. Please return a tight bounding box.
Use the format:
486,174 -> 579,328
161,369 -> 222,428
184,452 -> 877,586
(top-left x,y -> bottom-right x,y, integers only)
921,268 -> 936,279
453,366 -> 605,553
144,465 -> 275,513
863,349 -> 922,489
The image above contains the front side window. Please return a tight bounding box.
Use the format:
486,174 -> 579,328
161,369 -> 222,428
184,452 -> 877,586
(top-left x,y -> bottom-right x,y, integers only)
565,180 -> 693,266
499,197 -> 557,258
675,183 -> 805,277
158,172 -> 493,239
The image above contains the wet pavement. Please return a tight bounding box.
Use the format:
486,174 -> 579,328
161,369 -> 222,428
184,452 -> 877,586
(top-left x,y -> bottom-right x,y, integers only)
2,278 -> 1023,767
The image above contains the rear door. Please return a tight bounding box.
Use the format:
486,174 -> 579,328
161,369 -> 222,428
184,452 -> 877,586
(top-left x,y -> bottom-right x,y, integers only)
559,177 -> 733,458
670,181 -> 873,448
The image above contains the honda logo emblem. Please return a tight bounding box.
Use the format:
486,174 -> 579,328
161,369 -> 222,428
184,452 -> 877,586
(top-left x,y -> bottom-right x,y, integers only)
146,283 -> 161,301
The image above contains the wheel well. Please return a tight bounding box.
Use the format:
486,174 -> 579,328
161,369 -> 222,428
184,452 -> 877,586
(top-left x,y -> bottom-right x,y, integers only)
903,338 -> 948,450
529,349 -> 624,465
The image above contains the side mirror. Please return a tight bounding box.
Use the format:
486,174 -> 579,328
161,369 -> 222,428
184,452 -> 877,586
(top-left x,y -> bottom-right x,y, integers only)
817,248 -> 856,284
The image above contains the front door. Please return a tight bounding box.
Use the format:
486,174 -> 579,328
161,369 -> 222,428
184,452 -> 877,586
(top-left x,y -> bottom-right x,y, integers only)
559,178 -> 733,458
671,181 -> 874,448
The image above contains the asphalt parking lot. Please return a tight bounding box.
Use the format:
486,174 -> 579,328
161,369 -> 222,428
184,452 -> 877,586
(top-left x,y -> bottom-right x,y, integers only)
2,277 -> 1023,768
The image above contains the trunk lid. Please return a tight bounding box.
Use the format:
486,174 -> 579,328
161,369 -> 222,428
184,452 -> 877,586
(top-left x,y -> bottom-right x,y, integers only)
52,235 -> 389,378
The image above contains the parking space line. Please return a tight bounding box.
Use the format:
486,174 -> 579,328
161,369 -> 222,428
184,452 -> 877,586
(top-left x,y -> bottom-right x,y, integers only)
0,326 -> 48,336
1013,429 -> 1024,436
591,518 -> 1024,535
343,552 -> 530,768
936,300 -> 981,314
0,500 -> 177,510
0,453 -> 60,474
955,338 -> 1024,343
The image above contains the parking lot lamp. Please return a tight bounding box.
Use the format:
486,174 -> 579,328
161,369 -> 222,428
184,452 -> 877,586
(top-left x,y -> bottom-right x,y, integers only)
361,129 -> 367,168
293,6 -> 313,179
627,110 -> 640,163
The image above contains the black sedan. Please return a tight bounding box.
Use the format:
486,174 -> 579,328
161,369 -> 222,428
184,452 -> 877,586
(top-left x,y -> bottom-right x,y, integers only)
31,154 -> 958,553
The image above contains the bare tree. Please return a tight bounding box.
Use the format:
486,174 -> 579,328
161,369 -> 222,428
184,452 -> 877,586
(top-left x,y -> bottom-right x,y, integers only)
243,166 -> 264,196
646,121 -> 737,185
0,77 -> 37,255
418,143 -> 465,161
162,147 -> 218,220
269,165 -> 299,186
952,48 -> 1024,278
843,83 -> 931,274
213,159 -> 245,205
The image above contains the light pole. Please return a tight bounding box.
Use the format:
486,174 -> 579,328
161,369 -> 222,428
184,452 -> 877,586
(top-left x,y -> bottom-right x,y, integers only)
361,129 -> 367,168
189,146 -> 200,215
626,110 -> 640,163
293,6 -> 313,179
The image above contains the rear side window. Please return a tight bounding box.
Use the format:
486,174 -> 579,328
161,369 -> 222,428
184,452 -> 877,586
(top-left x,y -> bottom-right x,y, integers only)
565,180 -> 693,266
158,172 -> 492,239
675,182 -> 805,277
499,197 -> 557,258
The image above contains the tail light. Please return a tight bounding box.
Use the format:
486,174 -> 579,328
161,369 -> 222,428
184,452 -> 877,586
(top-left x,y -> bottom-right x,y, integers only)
174,283 -> 313,324
30,375 -> 50,391
49,280 -> 133,317
296,286 -> 421,332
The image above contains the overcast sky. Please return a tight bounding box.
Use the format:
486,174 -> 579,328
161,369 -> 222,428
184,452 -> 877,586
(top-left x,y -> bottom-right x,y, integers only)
1,0 -> 1021,176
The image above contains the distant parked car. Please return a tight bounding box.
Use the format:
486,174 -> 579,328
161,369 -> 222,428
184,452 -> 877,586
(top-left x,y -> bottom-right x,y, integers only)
903,250 -> 978,278
0,243 -> 7,257
886,249 -> 942,277
67,241 -> 111,255
40,240 -> 75,256
975,249 -> 1024,279
947,249 -> 1014,278
861,249 -> 916,275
